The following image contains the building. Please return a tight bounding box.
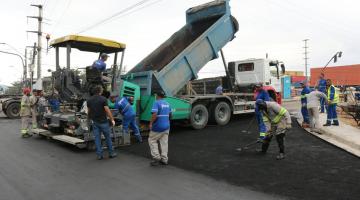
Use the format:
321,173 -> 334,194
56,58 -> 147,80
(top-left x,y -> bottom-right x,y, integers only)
310,64 -> 360,86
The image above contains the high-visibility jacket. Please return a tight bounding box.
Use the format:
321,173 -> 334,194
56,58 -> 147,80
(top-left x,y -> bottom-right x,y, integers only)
327,85 -> 339,104
263,101 -> 291,125
20,95 -> 31,117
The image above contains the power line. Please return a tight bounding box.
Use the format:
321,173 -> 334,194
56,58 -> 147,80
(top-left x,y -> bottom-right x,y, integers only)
50,0 -> 72,34
77,0 -> 152,34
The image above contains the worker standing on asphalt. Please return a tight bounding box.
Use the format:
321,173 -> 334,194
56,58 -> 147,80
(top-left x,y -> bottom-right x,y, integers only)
324,79 -> 339,126
300,81 -> 311,128
148,91 -> 172,166
256,99 -> 292,160
87,85 -> 117,160
317,73 -> 327,113
115,95 -> 142,143
254,84 -> 270,138
19,88 -> 32,138
306,90 -> 328,133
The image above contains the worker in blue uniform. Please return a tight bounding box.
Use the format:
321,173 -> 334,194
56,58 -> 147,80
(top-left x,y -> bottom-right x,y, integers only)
92,53 -> 109,72
317,73 -> 327,113
215,84 -> 223,95
149,91 -> 172,166
254,84 -> 270,135
300,81 -> 311,127
115,96 -> 142,142
324,79 -> 339,126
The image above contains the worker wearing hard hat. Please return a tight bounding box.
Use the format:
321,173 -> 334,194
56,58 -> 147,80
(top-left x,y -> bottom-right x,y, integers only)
256,99 -> 292,160
115,95 -> 142,143
300,81 -> 311,128
30,89 -> 39,129
324,79 -> 339,126
19,88 -> 33,138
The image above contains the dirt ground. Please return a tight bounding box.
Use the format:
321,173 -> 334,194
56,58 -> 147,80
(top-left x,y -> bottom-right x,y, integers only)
122,114 -> 360,200
338,108 -> 360,129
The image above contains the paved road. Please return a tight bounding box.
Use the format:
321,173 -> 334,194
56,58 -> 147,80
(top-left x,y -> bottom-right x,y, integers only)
124,109 -> 360,199
0,115 -> 280,200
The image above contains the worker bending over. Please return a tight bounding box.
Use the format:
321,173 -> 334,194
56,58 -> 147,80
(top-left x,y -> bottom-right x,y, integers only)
256,99 -> 292,160
306,90 -> 327,133
148,91 -> 172,166
324,79 -> 339,126
115,96 -> 142,143
300,81 -> 311,127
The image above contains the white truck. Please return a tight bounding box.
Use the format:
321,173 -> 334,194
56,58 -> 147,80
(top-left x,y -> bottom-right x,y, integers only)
187,58 -> 286,105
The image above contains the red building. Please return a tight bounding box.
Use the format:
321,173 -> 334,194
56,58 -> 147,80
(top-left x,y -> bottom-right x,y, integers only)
310,64 -> 360,86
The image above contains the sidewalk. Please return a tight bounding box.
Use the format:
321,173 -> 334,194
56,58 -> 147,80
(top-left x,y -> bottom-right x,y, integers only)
296,112 -> 360,157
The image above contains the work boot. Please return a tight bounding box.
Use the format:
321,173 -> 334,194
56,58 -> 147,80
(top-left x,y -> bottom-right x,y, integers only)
97,155 -> 104,160
160,159 -> 168,165
276,153 -> 285,160
150,159 -> 160,166
323,121 -> 331,126
302,122 -> 310,128
109,152 -> 117,159
332,120 -> 339,126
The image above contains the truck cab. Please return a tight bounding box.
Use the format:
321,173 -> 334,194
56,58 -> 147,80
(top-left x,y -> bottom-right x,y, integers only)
228,58 -> 285,103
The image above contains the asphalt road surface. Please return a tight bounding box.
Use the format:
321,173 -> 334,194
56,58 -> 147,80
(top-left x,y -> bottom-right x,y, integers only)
0,115 -> 280,200
124,114 -> 360,200
1,102 -> 359,200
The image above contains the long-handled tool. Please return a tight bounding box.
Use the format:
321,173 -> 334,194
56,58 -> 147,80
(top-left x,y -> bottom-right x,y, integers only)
241,116 -> 256,134
236,139 -> 261,152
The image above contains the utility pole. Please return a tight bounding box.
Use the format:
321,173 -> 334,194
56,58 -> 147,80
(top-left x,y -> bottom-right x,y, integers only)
303,39 -> 309,81
27,4 -> 43,80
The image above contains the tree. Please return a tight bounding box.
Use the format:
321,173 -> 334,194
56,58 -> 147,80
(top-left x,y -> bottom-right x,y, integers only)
5,81 -> 22,95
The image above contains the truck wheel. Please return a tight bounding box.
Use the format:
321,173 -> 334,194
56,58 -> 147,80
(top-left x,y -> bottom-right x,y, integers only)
190,104 -> 208,130
6,103 -> 20,119
213,101 -> 231,126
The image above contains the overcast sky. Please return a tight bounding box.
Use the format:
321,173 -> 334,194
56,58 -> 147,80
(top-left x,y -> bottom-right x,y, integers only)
0,0 -> 359,85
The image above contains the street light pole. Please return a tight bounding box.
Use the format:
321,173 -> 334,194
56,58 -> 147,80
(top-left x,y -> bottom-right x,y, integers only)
321,51 -> 343,73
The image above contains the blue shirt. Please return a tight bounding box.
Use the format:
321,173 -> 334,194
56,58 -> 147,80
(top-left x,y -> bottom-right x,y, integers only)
301,87 -> 311,104
92,59 -> 106,72
256,89 -> 270,101
215,86 -> 223,95
115,97 -> 135,117
151,99 -> 171,132
318,78 -> 327,92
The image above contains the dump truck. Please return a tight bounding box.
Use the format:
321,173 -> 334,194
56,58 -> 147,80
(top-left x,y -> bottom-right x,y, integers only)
184,58 -> 286,105
34,0 -> 252,148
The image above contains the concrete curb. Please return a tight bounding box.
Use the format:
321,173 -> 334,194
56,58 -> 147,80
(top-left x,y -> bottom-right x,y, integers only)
294,112 -> 360,157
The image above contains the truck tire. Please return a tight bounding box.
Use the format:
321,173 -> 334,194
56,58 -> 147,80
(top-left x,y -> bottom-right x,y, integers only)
6,103 -> 20,119
190,104 -> 208,130
213,101 -> 231,126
